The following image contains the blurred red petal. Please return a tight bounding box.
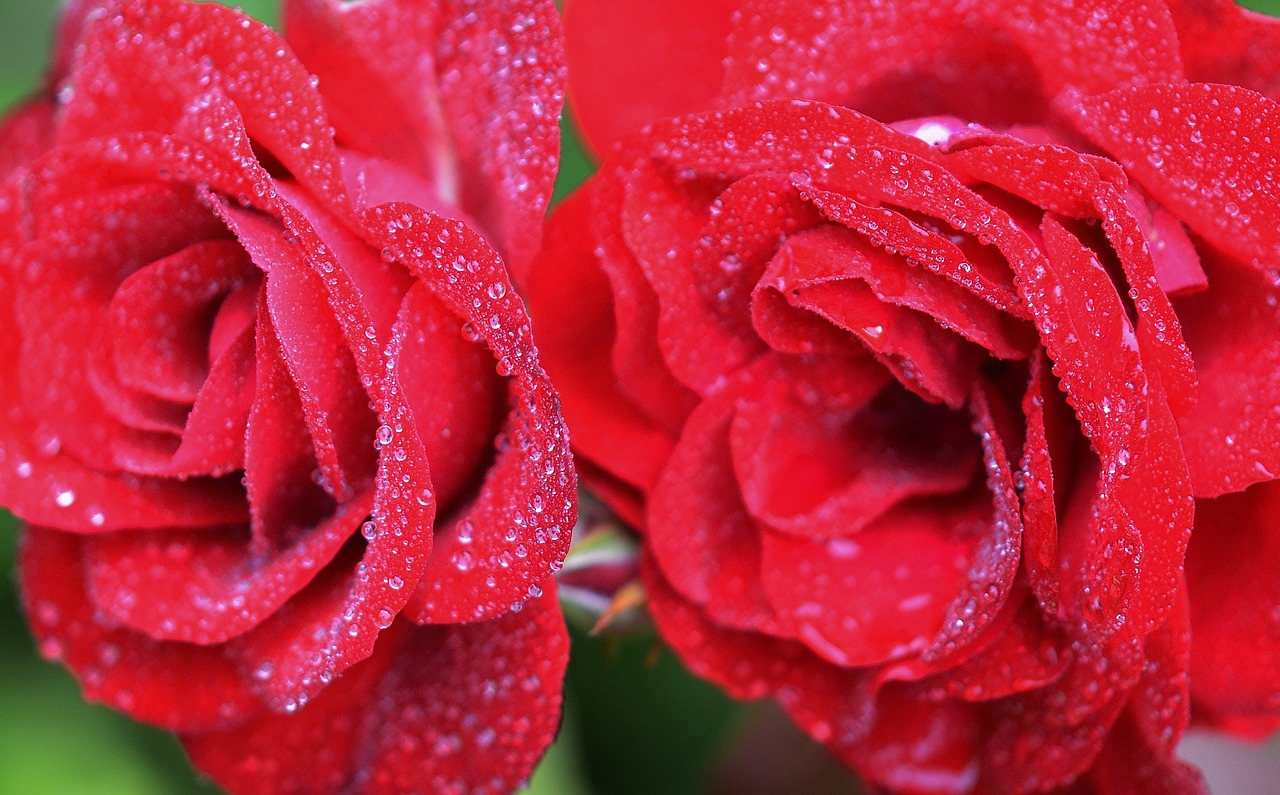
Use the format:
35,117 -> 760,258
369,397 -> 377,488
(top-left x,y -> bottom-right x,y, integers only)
1172,252 -> 1280,497
1165,0 -> 1280,102
1186,481 -> 1280,729
721,0 -> 1182,115
564,0 -> 734,155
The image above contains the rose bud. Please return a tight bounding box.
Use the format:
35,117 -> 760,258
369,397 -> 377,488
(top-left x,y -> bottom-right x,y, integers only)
528,0 -> 1280,791
0,1 -> 575,793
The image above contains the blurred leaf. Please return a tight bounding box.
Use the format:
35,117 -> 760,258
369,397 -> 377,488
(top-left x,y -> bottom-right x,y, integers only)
553,108 -> 595,205
566,628 -> 749,795
1241,0 -> 1280,17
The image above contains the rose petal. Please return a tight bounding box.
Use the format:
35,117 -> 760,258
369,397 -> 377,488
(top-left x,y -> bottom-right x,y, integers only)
1165,0 -> 1280,102
524,188 -> 674,501
721,0 -> 1183,113
65,0 -> 349,209
284,0 -> 565,278
84,492 -> 374,645
759,495 -> 985,667
106,240 -> 255,403
185,585 -> 568,795
564,0 -> 735,155
19,528 -> 262,732
1186,480 -> 1280,730
390,281 -> 502,514
363,204 -> 575,623
647,391 -> 781,634
730,364 -> 978,538
619,164 -> 764,394
1172,252 -> 1280,497
1072,83 -> 1280,274
0,99 -> 57,182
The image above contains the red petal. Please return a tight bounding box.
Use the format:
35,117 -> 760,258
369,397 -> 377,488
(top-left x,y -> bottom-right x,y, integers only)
165,312 -> 257,476
589,169 -> 699,433
186,586 -> 568,795
646,392 -> 781,634
389,282 -> 502,514
1037,217 -> 1193,637
83,493 -> 373,646
1084,712 -> 1209,795
1119,185 -> 1207,296
363,205 -> 575,622
1186,481 -> 1280,729
721,0 -> 1182,113
619,165 -> 763,394
245,310 -> 335,549
65,0 -> 349,209
1072,83 -> 1280,275
793,166 -> 1027,320
828,688 -> 978,795
564,0 -> 734,155
1172,252 -> 1280,497
730,363 -> 977,538
16,182 -> 227,472
983,633 -> 1145,791
1165,0 -> 1280,102
0,99 -> 57,182
644,557 -> 810,701
1019,353 -> 1063,615
524,187 -> 675,498
690,173 -> 822,343
266,255 -> 379,500
106,240 -> 255,403
917,381 -> 1024,665
1130,586 -> 1191,758
19,528 -> 262,732
759,496 -> 984,667
911,598 -> 1068,702
284,0 -> 566,279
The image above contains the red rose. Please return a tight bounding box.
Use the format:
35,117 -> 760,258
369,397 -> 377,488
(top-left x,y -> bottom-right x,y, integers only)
0,1 -> 574,792
528,0 -> 1280,791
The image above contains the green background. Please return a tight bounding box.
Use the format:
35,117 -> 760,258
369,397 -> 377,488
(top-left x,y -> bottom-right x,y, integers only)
1,0 -> 1279,793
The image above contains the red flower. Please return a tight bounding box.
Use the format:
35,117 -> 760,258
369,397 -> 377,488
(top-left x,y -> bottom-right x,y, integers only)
0,1 -> 574,792
528,0 -> 1280,791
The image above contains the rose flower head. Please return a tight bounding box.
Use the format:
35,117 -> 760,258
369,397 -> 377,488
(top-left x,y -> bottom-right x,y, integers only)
527,0 -> 1280,791
0,0 -> 575,792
